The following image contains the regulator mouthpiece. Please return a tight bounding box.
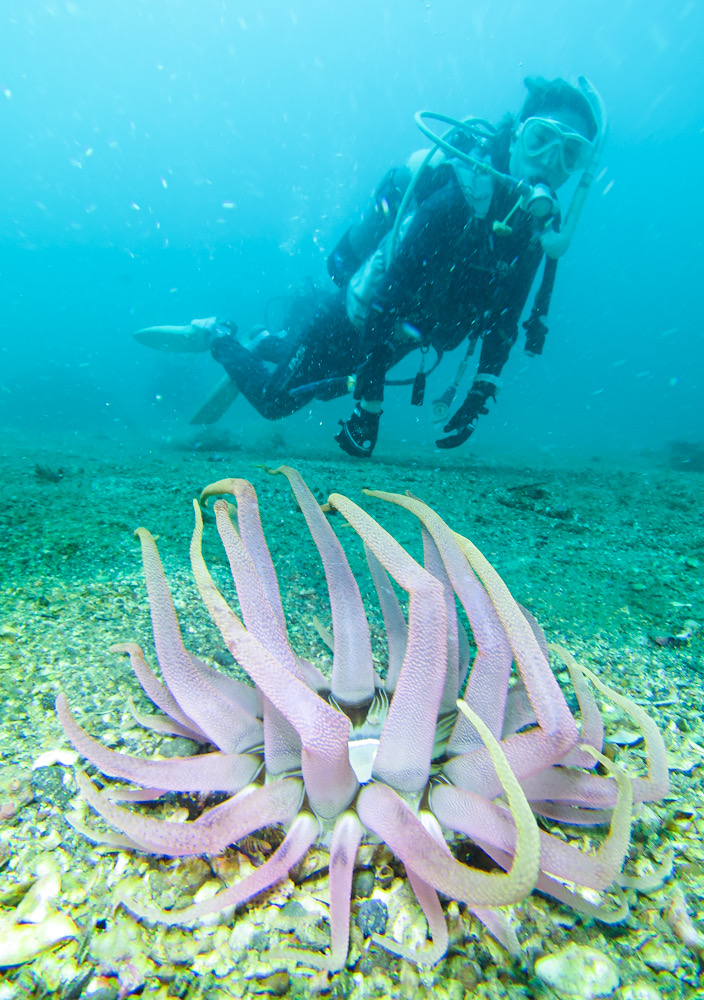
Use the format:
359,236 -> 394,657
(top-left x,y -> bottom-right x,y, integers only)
523,183 -> 557,219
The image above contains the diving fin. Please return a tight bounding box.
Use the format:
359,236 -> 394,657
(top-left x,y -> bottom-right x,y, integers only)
189,375 -> 240,425
133,324 -> 211,353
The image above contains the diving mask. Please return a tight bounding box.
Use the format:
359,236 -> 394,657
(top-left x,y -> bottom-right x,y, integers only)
517,117 -> 594,175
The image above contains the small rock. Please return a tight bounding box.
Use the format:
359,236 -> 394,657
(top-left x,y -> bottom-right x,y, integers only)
620,980 -> 662,1000
0,912 -> 79,967
274,900 -> 305,931
81,981 -> 120,1000
357,949 -> 395,974
294,916 -> 329,951
353,869 -> 375,899
605,730 -> 643,747
15,873 -> 61,923
157,737 -> 200,758
535,943 -> 619,999
250,929 -> 269,952
213,648 -> 235,667
356,898 -> 388,938
32,749 -> 79,770
666,754 -> 697,773
250,971 -> 290,996
0,769 -> 33,821
375,863 -> 394,888
639,939 -> 678,972
31,765 -> 73,810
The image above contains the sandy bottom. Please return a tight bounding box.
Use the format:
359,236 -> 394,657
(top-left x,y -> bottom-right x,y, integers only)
0,437 -> 702,998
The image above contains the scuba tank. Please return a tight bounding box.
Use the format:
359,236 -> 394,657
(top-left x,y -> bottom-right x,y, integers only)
326,166 -> 411,288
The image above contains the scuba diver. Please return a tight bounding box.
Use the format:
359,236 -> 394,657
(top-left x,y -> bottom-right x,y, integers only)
135,76 -> 606,458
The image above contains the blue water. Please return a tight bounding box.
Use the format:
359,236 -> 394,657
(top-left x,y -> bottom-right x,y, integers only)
1,0 -> 702,462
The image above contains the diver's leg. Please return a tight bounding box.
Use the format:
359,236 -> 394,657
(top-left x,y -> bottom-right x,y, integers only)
189,321 -> 312,425
279,294 -> 361,398
336,333 -> 417,458
230,293 -> 359,418
201,290 -> 357,421
208,333 -> 308,419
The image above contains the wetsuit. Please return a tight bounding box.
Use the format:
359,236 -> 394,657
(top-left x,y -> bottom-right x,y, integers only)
209,153 -> 549,439
355,165 -> 547,438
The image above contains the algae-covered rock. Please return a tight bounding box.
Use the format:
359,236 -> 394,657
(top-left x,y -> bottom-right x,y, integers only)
0,912 -> 79,967
535,943 -> 620,999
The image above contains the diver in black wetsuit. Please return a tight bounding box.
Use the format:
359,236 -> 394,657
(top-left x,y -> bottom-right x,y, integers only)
134,76 -> 605,458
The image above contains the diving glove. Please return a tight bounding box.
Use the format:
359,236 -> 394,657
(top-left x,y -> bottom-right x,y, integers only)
523,313 -> 548,356
435,386 -> 491,449
335,405 -> 381,459
436,424 -> 475,449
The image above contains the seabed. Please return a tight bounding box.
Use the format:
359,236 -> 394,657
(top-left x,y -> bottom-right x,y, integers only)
0,437 -> 702,1000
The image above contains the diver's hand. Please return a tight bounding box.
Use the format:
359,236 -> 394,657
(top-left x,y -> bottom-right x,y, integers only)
435,425 -> 474,449
445,390 -> 488,431
523,314 -> 547,356
435,389 -> 489,450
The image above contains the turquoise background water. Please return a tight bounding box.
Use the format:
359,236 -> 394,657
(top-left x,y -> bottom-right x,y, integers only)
1,0 -> 701,462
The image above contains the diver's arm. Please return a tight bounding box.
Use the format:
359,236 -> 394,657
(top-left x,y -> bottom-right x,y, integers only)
436,333 -> 513,449
523,256 -> 558,355
437,243 -> 544,449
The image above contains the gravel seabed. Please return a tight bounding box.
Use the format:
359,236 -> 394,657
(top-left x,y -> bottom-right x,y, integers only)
0,437 -> 702,999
